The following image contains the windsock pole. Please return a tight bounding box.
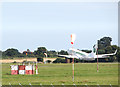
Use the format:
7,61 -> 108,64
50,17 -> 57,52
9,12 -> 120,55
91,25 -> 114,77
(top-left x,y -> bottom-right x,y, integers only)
72,45 -> 74,82
71,34 -> 76,82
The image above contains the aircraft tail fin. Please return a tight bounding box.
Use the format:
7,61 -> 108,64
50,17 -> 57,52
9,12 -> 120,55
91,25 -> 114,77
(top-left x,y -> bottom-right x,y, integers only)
92,44 -> 98,55
88,44 -> 98,58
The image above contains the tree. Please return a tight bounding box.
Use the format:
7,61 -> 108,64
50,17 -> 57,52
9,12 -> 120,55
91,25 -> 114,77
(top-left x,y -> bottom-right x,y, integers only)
46,60 -> 52,63
96,37 -> 120,62
2,48 -> 20,57
111,45 -> 118,52
105,46 -> 113,53
47,50 -> 57,57
33,47 -> 47,58
58,50 -> 68,55
98,37 -> 112,49
115,46 -> 120,62
0,50 -> 2,58
98,49 -> 105,54
117,51 -> 120,62
53,58 -> 66,63
37,57 -> 43,62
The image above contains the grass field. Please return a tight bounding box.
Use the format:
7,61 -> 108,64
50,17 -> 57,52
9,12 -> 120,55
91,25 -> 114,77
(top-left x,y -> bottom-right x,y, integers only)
2,63 -> 118,85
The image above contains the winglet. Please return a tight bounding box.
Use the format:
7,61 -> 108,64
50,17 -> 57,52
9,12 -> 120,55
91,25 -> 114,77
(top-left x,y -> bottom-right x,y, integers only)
114,49 -> 117,55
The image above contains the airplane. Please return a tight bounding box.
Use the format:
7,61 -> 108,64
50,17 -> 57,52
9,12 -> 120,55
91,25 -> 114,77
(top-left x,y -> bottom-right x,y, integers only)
58,44 -> 117,61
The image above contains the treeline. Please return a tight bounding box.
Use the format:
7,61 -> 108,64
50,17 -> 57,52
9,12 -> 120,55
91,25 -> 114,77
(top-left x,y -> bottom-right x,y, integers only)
0,36 -> 120,62
1,47 -> 68,59
81,37 -> 120,62
97,37 -> 120,62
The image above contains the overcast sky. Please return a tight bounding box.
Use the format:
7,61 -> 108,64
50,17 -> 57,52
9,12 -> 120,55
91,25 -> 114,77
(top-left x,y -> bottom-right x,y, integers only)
1,2 -> 118,52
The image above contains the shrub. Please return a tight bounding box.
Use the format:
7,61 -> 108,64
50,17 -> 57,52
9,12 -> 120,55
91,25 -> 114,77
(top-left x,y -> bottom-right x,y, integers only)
53,58 -> 66,63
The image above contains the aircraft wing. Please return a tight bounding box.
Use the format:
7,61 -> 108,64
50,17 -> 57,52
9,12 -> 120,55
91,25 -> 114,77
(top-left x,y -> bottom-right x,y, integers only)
100,50 -> 117,56
58,55 -> 78,59
95,50 -> 117,58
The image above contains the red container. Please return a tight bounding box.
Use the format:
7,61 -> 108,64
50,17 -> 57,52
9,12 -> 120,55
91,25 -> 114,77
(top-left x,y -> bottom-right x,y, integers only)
11,70 -> 18,75
26,70 -> 33,75
19,65 -> 25,70
25,65 -> 35,75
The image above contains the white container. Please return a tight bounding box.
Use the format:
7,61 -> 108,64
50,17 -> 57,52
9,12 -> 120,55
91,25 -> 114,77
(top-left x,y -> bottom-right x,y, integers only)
11,65 -> 18,70
19,70 -> 25,74
25,65 -> 32,70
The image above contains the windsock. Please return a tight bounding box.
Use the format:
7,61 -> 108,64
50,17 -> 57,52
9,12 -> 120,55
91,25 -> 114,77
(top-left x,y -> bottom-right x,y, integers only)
26,52 -> 27,56
71,34 -> 76,45
44,53 -> 47,57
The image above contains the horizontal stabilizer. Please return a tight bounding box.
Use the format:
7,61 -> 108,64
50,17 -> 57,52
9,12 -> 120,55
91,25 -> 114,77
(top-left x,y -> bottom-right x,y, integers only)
94,49 -> 117,59
100,49 -> 117,56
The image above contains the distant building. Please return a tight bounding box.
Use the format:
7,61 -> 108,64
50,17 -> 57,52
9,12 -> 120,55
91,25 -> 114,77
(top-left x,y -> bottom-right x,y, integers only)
23,49 -> 33,55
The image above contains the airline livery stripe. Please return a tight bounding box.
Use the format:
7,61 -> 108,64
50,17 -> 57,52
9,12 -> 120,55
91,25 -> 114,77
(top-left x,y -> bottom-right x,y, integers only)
76,52 -> 85,56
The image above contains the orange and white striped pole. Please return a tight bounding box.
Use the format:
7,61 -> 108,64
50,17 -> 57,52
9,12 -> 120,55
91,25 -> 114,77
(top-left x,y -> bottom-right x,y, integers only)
72,44 -> 74,82
71,34 -> 76,82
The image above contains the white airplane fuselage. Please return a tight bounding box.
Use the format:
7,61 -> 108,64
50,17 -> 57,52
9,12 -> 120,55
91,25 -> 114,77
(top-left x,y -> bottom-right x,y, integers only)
58,46 -> 117,61
67,48 -> 116,61
67,48 -> 95,61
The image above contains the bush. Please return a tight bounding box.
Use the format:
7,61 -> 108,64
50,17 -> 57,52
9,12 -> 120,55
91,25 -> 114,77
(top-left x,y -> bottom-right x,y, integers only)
53,58 -> 66,63
46,60 -> 52,63
13,61 -> 17,63
37,57 -> 43,62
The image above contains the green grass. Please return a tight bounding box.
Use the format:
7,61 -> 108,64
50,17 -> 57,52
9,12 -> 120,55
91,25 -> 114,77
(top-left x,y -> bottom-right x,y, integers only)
2,63 -> 118,85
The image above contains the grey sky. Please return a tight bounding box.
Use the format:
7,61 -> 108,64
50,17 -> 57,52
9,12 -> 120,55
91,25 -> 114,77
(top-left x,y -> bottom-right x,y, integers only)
2,2 -> 118,52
